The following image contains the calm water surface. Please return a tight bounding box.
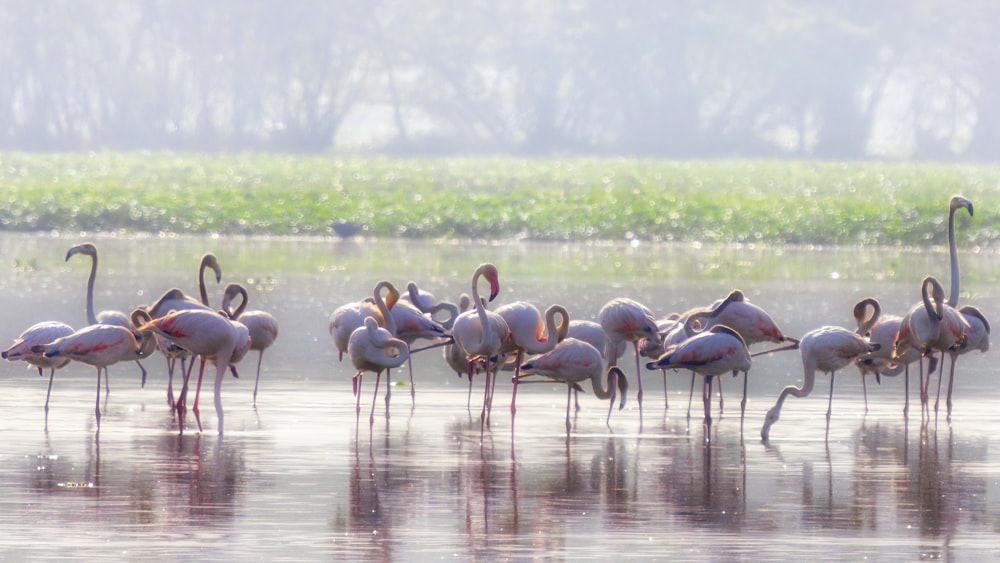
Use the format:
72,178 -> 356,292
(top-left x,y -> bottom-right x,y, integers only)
0,233 -> 997,561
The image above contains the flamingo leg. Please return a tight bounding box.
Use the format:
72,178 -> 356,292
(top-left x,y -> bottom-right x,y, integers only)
702,375 -> 713,424
661,369 -> 669,412
948,356 -> 955,418
354,374 -> 363,418
565,384 -> 572,434
407,348 -> 416,405
861,374 -> 869,413
740,370 -> 748,421
136,359 -> 147,389
252,350 -> 264,407
902,365 -> 910,418
686,372 -> 696,419
369,371 -> 381,427
44,368 -> 55,414
633,342 -> 644,419
213,358 -> 228,434
606,370 -> 618,427
94,367 -> 103,428
511,351 -> 523,437
166,356 -> 176,408
826,371 -> 836,421
717,376 -> 724,414
384,368 -> 392,420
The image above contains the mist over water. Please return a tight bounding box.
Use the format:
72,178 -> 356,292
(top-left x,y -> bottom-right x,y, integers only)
0,234 -> 996,560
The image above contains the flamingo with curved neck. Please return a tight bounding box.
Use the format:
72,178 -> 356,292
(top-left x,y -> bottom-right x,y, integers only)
348,316 -> 410,426
222,283 -> 279,407
519,338 -> 628,432
947,195 -> 973,306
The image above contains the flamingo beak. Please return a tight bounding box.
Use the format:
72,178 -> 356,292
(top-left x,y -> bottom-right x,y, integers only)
488,278 -> 500,302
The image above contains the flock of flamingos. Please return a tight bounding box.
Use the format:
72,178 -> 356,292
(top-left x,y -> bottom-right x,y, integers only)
0,195 -> 989,442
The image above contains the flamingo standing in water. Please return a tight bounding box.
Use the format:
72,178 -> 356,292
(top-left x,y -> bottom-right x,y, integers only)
852,297 -> 924,416
893,276 -> 969,412
646,325 -> 752,426
348,316 -> 410,426
401,281 -> 459,329
495,301 -> 569,433
936,305 -> 989,417
761,325 -> 879,440
138,308 -> 251,434
66,242 -> 149,388
518,338 -> 627,432
34,322 -> 155,429
2,321 -> 75,420
329,282 -> 398,362
388,293 -> 449,403
146,252 -> 223,408
598,297 -> 659,420
451,263 -> 510,436
222,283 -> 279,407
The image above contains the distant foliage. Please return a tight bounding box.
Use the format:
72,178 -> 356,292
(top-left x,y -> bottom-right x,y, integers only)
1,153 -> 997,246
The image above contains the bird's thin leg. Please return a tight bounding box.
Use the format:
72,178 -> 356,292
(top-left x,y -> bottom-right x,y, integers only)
920,353 -> 931,408
44,368 -> 55,414
686,372 -> 696,419
252,350 -> 264,408
94,367 -> 103,428
826,372 -> 835,421
136,360 -> 147,389
192,358 -> 207,433
606,371 -> 617,427
662,369 -> 669,412
480,363 -> 492,443
702,375 -> 713,425
369,372 -> 381,427
933,354 -> 946,413
213,359 -> 226,435
511,351 -> 523,437
945,354 -> 957,418
354,374 -> 363,418
565,384 -> 572,434
861,374 -> 869,413
384,368 -> 392,420
717,376 -> 725,414
166,356 -> 176,408
633,342 -> 644,419
740,370 -> 748,421
104,368 -> 111,397
902,365 -> 910,418
407,347 -> 416,405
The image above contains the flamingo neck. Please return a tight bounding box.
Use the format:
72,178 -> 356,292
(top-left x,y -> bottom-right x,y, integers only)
948,207 -> 960,306
85,253 -> 98,325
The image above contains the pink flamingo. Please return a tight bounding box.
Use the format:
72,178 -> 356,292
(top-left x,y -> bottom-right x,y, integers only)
495,301 -> 569,431
388,293 -> 449,402
645,325 -> 752,425
893,276 -> 969,411
852,297 -> 924,416
348,316 -> 410,425
761,325 -> 879,440
329,281 -> 398,362
138,309 -> 251,434
147,252 -> 223,408
936,305 -> 989,417
2,321 -> 75,420
598,297 -> 659,420
566,319 -> 623,412
401,281 -> 459,329
33,322 -> 155,429
222,283 -> 279,407
451,263 -> 510,435
66,242 -> 149,388
518,338 -> 627,432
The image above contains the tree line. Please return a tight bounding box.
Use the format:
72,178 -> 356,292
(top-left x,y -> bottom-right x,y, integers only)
1,0 -> 997,160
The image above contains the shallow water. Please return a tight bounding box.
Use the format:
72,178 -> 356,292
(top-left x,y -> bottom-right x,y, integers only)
0,234 -> 997,561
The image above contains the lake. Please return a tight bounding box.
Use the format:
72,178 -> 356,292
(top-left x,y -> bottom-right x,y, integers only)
0,233 -> 996,561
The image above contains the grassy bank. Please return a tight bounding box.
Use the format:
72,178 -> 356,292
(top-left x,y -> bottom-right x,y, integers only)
1,152 -> 997,246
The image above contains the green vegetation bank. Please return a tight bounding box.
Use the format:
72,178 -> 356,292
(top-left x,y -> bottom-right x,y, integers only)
2,153 -> 998,247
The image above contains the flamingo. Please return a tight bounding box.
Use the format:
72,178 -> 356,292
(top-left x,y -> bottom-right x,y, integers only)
33,322 -> 155,429
222,283 -> 279,407
2,321 -> 75,419
645,325 -> 752,426
495,301 -> 569,431
566,319 -> 623,413
761,325 -> 879,440
137,309 -> 251,434
893,276 -> 969,410
852,297 -> 923,416
451,263 -> 510,435
681,289 -> 798,416
518,338 -> 628,432
400,281 -> 460,329
66,242 -> 150,388
936,305 -> 990,417
945,195 -> 974,307
598,297 -> 659,420
147,252 -> 223,408
388,293 -> 449,402
348,316 -> 410,425
329,281 -> 398,362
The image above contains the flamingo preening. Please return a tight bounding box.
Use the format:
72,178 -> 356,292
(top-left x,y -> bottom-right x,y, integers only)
761,325 -> 880,441
348,316 -> 410,426
646,325 -> 752,426
852,297 -> 924,416
2,321 -> 75,423
518,338 -> 627,432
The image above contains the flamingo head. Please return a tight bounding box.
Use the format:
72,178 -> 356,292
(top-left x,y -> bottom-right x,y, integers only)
66,242 -> 97,261
950,195 -> 973,217
483,264 -> 500,302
